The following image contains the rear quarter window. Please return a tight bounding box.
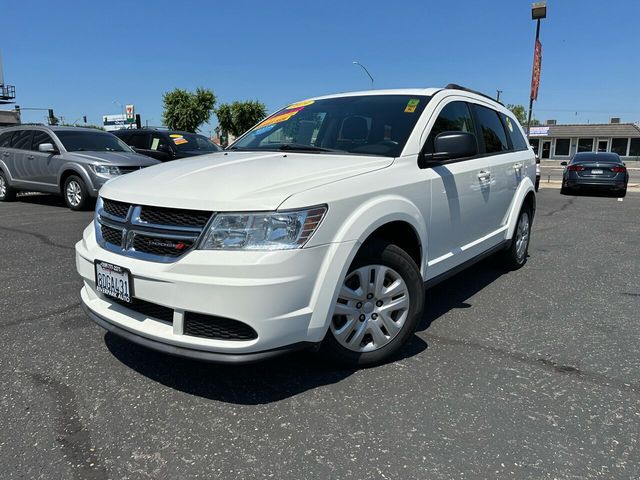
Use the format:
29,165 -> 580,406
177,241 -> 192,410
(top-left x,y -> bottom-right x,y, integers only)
500,113 -> 528,151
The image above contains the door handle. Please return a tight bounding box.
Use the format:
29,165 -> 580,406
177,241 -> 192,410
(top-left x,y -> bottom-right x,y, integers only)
477,170 -> 491,180
27,155 -> 35,160
513,162 -> 523,170
1,152 -> 9,157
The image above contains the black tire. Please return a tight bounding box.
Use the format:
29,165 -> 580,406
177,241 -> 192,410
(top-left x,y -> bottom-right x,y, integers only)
560,185 -> 570,195
500,205 -> 532,271
320,240 -> 425,368
63,175 -> 90,211
0,170 -> 17,201
617,188 -> 627,198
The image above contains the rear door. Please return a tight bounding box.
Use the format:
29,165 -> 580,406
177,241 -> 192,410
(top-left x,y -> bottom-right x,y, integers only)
421,99 -> 493,277
8,129 -> 34,182
30,130 -> 60,185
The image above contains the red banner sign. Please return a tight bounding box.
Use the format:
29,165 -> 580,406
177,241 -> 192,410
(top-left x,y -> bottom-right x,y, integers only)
530,39 -> 542,101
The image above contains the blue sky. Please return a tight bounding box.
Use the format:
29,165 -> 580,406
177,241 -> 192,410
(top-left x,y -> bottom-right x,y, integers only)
3,0 -> 639,133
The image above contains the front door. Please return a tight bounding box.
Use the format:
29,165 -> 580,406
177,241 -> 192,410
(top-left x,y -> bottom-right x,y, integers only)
597,139 -> 609,152
541,140 -> 551,159
30,130 -> 60,185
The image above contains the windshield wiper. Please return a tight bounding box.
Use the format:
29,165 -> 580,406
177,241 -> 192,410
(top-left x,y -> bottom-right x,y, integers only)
277,143 -> 338,153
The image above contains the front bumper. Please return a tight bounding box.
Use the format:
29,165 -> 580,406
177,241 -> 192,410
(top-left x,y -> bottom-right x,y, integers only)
76,223 -> 357,358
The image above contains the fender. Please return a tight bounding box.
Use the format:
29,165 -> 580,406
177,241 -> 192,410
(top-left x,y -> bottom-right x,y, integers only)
505,176 -> 536,239
57,163 -> 96,194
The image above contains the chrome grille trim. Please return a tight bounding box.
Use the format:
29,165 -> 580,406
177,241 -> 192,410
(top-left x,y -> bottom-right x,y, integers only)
95,197 -> 214,263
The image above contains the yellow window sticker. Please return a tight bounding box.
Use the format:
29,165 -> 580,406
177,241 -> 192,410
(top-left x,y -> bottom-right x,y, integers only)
404,99 -> 420,113
169,134 -> 182,138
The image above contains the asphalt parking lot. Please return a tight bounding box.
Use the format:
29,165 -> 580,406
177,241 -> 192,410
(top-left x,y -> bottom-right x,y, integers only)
1,189 -> 639,479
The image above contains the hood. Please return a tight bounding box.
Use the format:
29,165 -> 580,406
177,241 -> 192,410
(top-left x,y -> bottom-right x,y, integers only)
67,150 -> 159,166
100,150 -> 392,211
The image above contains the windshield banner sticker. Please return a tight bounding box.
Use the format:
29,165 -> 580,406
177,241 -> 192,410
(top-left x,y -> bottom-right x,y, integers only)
252,124 -> 276,136
170,134 -> 188,145
404,99 -> 420,113
287,99 -> 315,109
255,106 -> 305,129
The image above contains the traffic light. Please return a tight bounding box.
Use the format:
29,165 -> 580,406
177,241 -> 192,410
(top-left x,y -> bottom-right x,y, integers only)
83,115 -> 87,123
48,109 -> 55,125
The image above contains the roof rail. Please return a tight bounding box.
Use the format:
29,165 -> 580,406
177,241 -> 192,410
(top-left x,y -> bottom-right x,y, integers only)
445,83 -> 504,106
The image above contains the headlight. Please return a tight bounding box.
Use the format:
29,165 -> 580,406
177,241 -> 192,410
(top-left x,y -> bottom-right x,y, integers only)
199,206 -> 327,250
91,165 -> 122,175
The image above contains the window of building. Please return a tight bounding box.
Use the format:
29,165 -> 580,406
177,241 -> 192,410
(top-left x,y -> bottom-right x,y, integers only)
424,101 -> 476,154
554,138 -> 570,156
474,105 -> 509,154
611,138 -> 629,156
629,138 -> 640,157
500,113 -> 528,151
577,138 -> 594,152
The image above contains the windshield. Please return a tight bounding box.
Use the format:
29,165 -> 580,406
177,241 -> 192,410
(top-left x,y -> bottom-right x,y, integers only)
231,94 -> 430,157
56,131 -> 132,153
170,133 -> 221,152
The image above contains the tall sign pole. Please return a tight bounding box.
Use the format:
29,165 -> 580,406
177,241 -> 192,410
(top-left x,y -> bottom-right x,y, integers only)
527,2 -> 546,140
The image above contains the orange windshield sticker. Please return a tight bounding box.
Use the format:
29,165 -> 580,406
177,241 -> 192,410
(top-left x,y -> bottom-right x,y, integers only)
287,99 -> 315,109
255,106 -> 304,129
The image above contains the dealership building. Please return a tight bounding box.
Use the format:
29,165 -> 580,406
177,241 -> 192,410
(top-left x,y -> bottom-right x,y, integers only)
528,121 -> 640,161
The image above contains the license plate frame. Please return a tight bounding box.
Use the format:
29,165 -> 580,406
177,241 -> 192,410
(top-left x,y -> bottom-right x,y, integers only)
591,169 -> 603,175
94,260 -> 134,303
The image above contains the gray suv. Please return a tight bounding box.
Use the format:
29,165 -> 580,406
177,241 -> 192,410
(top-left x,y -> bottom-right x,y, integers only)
0,126 -> 159,210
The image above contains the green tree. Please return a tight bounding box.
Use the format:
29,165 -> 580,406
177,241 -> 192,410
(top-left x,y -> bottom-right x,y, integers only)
162,87 -> 216,132
216,100 -> 267,137
507,104 -> 540,126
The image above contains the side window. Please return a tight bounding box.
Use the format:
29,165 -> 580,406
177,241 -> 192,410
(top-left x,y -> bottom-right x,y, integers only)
500,113 -> 528,151
11,130 -> 33,150
32,131 -> 56,151
127,133 -> 149,149
474,105 -> 510,154
0,131 -> 13,148
424,101 -> 475,154
149,133 -> 170,151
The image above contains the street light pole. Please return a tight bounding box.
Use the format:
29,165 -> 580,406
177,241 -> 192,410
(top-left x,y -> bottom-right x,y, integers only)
527,1 -> 546,140
352,61 -> 374,88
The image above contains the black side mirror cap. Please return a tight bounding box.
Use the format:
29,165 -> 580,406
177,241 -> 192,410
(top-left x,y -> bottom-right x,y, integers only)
419,131 -> 477,167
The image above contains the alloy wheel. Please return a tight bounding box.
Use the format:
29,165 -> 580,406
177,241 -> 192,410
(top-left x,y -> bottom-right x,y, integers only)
0,175 -> 6,198
330,265 -> 410,353
515,211 -> 530,262
66,180 -> 82,207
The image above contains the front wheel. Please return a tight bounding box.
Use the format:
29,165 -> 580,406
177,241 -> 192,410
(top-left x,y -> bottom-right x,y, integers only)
321,241 -> 425,367
500,206 -> 532,270
63,175 -> 90,211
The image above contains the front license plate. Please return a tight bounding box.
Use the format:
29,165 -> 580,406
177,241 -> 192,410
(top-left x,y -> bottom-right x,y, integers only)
95,260 -> 133,303
591,169 -> 603,174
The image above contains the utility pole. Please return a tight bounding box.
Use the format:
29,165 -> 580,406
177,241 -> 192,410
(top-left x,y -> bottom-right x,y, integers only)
527,1 -> 547,140
496,90 -> 503,102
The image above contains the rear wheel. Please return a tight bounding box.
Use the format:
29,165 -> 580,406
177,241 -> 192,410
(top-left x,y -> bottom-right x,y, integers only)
0,170 -> 17,201
500,205 -> 532,270
321,240 -> 424,367
617,188 -> 627,198
63,175 -> 90,211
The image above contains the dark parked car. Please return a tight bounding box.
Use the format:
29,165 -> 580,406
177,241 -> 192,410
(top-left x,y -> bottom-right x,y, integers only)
114,129 -> 222,162
561,152 -> 628,197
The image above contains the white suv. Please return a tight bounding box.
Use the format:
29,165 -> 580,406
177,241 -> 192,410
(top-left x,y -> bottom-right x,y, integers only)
76,85 -> 536,367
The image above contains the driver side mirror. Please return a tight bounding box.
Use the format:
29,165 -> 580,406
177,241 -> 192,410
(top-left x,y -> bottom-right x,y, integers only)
420,131 -> 477,167
38,143 -> 57,154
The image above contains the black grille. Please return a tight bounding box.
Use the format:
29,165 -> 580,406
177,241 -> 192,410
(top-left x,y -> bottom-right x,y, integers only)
139,206 -> 211,228
101,225 -> 123,246
102,199 -> 130,218
119,166 -> 143,174
109,296 -> 174,324
184,312 -> 258,341
132,234 -> 194,257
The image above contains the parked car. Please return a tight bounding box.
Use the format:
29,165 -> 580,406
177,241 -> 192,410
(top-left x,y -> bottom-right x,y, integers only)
0,126 -> 159,210
114,128 -> 222,161
76,85 -> 536,367
560,152 -> 628,197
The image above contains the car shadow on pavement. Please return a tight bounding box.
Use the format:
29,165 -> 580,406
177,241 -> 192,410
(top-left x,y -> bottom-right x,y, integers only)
418,256 -> 506,332
15,193 -> 67,207
104,331 -> 428,405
